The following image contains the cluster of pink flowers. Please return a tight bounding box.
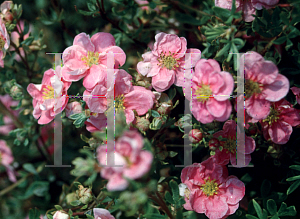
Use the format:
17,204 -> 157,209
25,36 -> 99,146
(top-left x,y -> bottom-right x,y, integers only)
180,157 -> 245,219
215,0 -> 279,22
0,14 -> 10,67
0,139 -> 16,182
97,130 -> 153,191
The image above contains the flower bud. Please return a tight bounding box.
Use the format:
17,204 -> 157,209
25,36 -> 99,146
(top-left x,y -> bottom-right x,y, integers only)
3,12 -> 13,23
157,101 -> 172,115
53,211 -> 70,219
208,138 -> 220,151
135,116 -> 150,132
10,84 -> 23,100
65,102 -> 83,118
76,185 -> 93,204
188,129 -> 203,143
66,192 -> 77,204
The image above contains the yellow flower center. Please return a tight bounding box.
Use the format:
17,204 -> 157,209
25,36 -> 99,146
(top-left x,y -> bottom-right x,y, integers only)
157,51 -> 180,70
184,188 -> 191,199
245,79 -> 262,98
262,107 -> 280,125
106,94 -> 125,115
223,137 -> 236,154
200,177 -> 219,197
42,85 -> 56,100
81,51 -> 99,67
0,36 -> 5,50
194,84 -> 213,103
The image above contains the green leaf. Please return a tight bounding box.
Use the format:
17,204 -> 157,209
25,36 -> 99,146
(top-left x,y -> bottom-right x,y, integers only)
289,165 -> 300,171
149,2 -> 156,9
285,38 -> 293,50
86,215 -> 94,219
54,205 -> 63,210
23,20 -> 30,35
77,9 -> 95,16
165,191 -> 174,204
261,179 -> 272,198
286,175 -> 300,181
168,87 -> 176,100
252,199 -> 263,219
278,202 -> 297,216
151,110 -> 160,118
212,6 -> 231,21
287,180 -> 300,195
28,208 -> 41,219
267,199 -> 277,215
70,200 -> 82,206
20,36 -> 34,46
216,43 -> 231,58
270,213 -> 279,219
175,12 -> 202,25
20,181 -> 49,199
23,163 -> 38,175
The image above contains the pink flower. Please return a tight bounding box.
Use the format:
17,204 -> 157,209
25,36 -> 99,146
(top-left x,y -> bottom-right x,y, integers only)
212,120 -> 256,166
85,112 -> 107,133
27,67 -> 71,124
215,0 -> 279,22
291,87 -> 300,105
180,158 -> 245,219
0,18 -> 10,67
0,1 -> 13,23
0,94 -> 20,135
0,140 -> 17,182
137,32 -> 201,92
62,32 -> 126,91
135,0 -> 160,12
242,52 -> 289,120
83,69 -> 155,126
65,101 -> 83,118
93,208 -> 115,219
97,130 -> 153,191
189,59 -> 234,124
260,99 -> 300,144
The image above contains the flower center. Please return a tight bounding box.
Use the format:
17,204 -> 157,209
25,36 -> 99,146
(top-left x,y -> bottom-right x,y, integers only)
0,35 -> 5,50
42,85 -> 56,100
81,51 -> 99,67
262,107 -> 280,125
184,188 -> 191,199
200,177 -> 219,197
194,84 -> 213,103
245,79 -> 262,98
106,94 -> 125,115
223,137 -> 236,154
157,51 -> 179,70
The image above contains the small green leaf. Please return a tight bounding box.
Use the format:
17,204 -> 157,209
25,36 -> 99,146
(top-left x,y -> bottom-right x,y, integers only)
289,165 -> 300,171
286,175 -> 300,181
261,179 -> 272,198
287,180 -> 300,195
252,199 -> 263,219
165,191 -> 174,204
20,36 -> 34,46
215,43 -> 231,58
151,110 -> 160,118
267,199 -> 277,215
273,36 -> 287,45
168,87 -> 176,100
246,215 -> 259,219
70,200 -> 82,206
278,202 -> 297,216
54,205 -> 63,210
23,163 -> 38,175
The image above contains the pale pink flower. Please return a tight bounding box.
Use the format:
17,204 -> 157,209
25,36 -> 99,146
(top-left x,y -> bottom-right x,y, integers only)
212,120 -> 256,166
260,99 -> 300,144
85,112 -> 107,133
83,69 -> 155,125
0,18 -> 10,67
242,52 -> 289,120
93,208 -> 115,219
65,101 -> 83,118
61,32 -> 126,91
189,59 -> 234,124
137,32 -> 201,92
291,87 -> 300,105
180,158 -> 245,219
0,94 -> 20,135
0,139 -> 17,182
215,0 -> 279,22
27,67 -> 71,124
97,130 -> 153,191
0,1 -> 13,23
53,211 -> 69,219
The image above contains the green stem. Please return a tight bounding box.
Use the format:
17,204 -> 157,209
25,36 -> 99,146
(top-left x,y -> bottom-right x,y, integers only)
0,173 -> 32,196
0,99 -> 23,128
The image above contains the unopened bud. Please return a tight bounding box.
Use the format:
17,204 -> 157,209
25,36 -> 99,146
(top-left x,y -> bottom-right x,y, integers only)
66,192 -> 77,204
135,116 -> 150,132
65,102 -> 83,118
10,84 -> 23,100
188,129 -> 203,143
208,138 -> 220,151
53,211 -> 70,219
76,185 -> 93,204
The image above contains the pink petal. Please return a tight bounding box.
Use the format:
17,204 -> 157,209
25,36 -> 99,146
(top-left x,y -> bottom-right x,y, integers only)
152,68 -> 175,92
214,71 -> 234,101
268,121 -> 292,144
91,32 -> 116,52
93,208 -> 115,219
206,98 -> 227,118
192,192 -> 207,213
185,48 -> 201,67
190,100 -> 215,124
249,61 -> 278,85
245,95 -> 270,120
243,0 -> 256,22
244,136 -> 256,154
62,45 -> 88,71
115,69 -> 133,96
204,195 -> 228,219
263,74 -> 289,102
61,66 -> 86,82
106,173 -> 129,191
38,110 -> 54,125
174,37 -> 187,59
214,100 -> 232,122
103,46 -> 126,67
219,175 -> 245,205
83,65 -> 106,91
73,32 -> 95,52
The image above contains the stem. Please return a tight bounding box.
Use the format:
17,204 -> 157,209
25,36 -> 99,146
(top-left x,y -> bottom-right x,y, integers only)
10,41 -> 32,78
0,173 -> 32,196
149,192 -> 173,219
0,100 -> 23,128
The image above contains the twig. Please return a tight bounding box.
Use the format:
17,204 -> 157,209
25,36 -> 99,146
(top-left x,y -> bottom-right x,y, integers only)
0,173 -> 32,196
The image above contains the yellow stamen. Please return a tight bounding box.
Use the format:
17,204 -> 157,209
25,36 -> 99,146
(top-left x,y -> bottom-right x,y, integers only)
194,84 -> 213,103
245,79 -> 262,98
0,36 -> 5,50
157,51 -> 180,70
200,177 -> 219,197
42,85 -> 55,100
81,51 -> 99,67
262,106 -> 280,125
223,137 -> 236,154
